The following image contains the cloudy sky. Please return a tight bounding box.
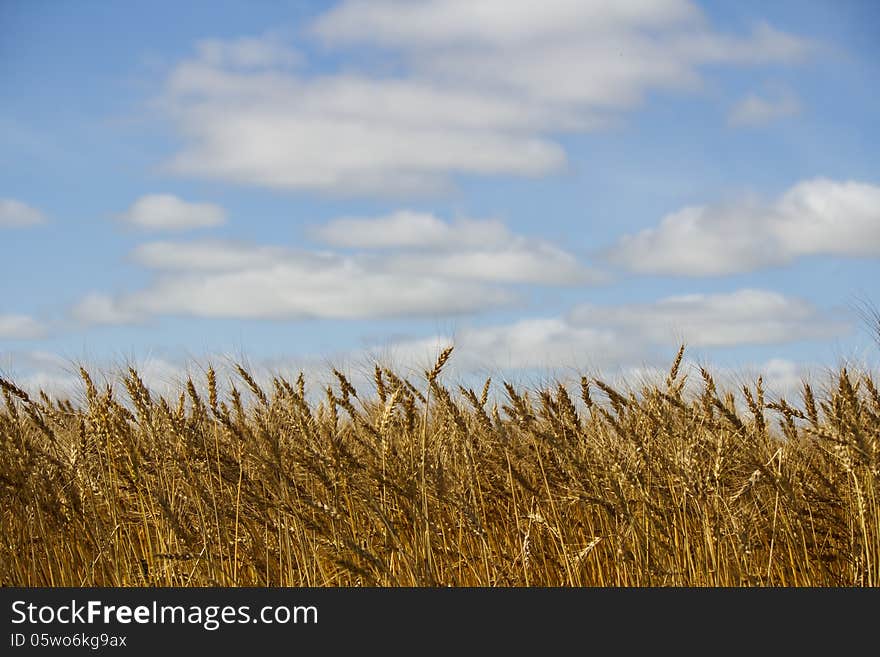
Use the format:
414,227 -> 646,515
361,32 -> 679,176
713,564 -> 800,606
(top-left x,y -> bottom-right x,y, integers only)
2,0 -> 879,396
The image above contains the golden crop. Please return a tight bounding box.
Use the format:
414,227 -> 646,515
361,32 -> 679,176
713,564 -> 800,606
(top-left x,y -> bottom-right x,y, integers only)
1,346 -> 877,586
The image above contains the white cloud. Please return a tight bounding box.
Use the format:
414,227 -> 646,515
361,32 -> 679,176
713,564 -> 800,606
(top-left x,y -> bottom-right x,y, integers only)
75,212 -> 598,324
311,210 -> 600,284
311,210 -> 512,249
408,22 -> 809,110
115,194 -> 226,231
360,321 -> 625,378
195,34 -> 301,70
72,293 -> 145,325
163,87 -> 565,195
0,314 -> 47,340
383,246 -> 589,285
567,289 -> 846,346
159,4 -> 811,195
312,0 -> 703,48
73,242 -> 517,323
131,240 -> 288,271
0,198 -> 46,227
364,288 -> 846,375
411,319 -> 629,372
773,179 -> 880,256
677,21 -> 810,64
135,265 -> 515,320
607,178 -> 880,275
728,90 -> 800,126
315,2 -> 809,65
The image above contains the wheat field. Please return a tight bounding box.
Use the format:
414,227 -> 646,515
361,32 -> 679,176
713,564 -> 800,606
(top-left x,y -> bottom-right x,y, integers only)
1,345 -> 877,586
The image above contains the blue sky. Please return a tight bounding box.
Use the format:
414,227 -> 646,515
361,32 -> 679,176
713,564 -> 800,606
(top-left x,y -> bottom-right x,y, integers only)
2,0 -> 879,396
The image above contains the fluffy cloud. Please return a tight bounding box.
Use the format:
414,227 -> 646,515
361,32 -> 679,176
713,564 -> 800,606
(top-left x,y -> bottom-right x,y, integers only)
365,289 -> 847,374
75,261 -> 514,322
115,194 -> 226,231
311,211 -> 599,284
607,178 -> 880,275
311,211 -> 512,249
0,314 -> 47,340
131,240 -> 288,271
728,90 -> 800,126
378,320 -> 628,373
161,62 -> 565,195
71,247 -> 513,324
0,198 -> 46,227
72,293 -> 146,325
74,212 -> 596,324
311,0 -> 703,48
382,247 -> 588,285
194,34 -> 301,70
159,4 -> 811,195
567,289 -> 846,346
164,114 -> 564,197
